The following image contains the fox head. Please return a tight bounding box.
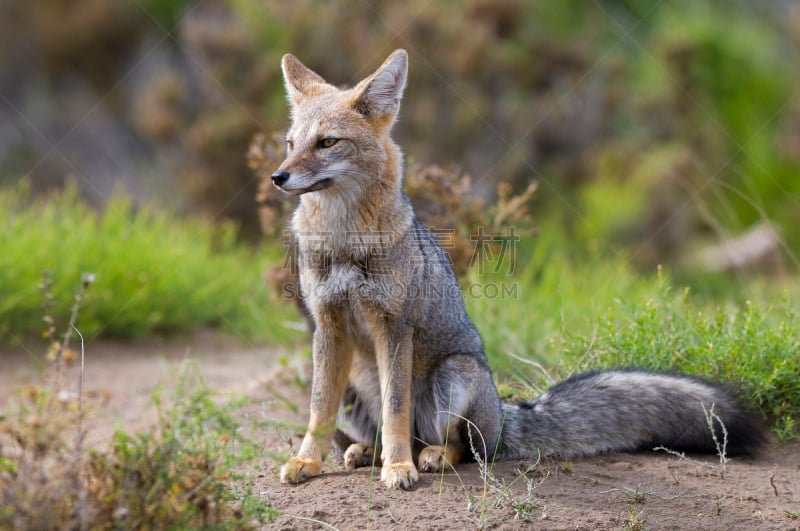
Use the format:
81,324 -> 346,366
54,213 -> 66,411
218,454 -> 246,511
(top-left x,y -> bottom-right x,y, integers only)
271,50 -> 408,196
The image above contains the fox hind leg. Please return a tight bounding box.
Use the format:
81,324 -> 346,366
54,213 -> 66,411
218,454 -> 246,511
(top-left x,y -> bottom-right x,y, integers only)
418,427 -> 465,472
413,355 -> 503,472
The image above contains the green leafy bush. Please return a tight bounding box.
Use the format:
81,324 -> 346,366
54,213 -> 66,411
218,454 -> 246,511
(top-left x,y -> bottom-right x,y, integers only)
86,363 -> 277,528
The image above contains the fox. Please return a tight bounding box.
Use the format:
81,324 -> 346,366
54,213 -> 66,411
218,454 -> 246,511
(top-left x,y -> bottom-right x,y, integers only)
271,49 -> 765,490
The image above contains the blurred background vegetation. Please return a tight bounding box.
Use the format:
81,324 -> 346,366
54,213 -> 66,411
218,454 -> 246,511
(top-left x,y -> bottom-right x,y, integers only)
2,0 -> 798,266
1,1 -> 798,352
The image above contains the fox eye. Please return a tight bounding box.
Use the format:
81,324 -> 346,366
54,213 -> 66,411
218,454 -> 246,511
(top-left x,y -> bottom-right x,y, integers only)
285,139 -> 294,151
317,138 -> 339,149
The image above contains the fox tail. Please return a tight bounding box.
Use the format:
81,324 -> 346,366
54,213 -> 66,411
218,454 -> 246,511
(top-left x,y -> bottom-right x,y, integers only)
497,369 -> 765,460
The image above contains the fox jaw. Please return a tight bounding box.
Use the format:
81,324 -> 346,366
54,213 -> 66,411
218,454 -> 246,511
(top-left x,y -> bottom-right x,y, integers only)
271,50 -> 408,197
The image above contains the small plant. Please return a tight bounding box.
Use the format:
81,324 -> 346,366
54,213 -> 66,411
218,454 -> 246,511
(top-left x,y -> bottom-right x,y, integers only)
560,271 -> 800,440
0,272 -> 94,529
623,505 -> 648,531
713,495 -> 728,516
772,415 -> 799,442
702,403 -> 729,479
599,482 -> 654,506
456,417 -> 548,528
653,402 -> 732,480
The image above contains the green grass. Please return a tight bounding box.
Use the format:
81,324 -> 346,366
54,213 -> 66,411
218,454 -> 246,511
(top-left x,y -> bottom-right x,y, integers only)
0,181 -> 301,344
571,281 -> 800,441
466,226 -> 800,439
465,225 -> 667,379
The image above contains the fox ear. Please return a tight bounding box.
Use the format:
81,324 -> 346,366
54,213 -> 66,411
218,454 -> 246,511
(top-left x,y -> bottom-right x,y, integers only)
281,54 -> 327,106
351,49 -> 408,122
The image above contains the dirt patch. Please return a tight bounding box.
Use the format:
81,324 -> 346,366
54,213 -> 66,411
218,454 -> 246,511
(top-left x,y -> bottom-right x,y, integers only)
264,397 -> 800,531
0,331 -> 293,446
2,333 -> 798,530
267,450 -> 800,530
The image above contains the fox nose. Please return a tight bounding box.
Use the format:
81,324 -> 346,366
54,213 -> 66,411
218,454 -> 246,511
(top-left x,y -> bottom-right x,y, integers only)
271,170 -> 290,187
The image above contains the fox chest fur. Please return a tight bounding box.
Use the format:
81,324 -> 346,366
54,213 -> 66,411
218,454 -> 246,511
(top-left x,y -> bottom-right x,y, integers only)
294,199 -> 419,352
292,188 -> 484,367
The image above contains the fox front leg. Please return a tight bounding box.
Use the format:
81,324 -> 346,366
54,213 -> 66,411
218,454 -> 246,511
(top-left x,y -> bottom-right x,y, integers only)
376,330 -> 418,489
280,322 -> 352,484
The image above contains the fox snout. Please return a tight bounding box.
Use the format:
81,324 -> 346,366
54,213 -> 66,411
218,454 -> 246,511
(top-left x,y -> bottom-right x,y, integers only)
270,165 -> 334,195
271,170 -> 291,187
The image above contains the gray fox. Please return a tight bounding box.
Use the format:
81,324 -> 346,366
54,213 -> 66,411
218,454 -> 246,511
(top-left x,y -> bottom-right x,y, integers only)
271,49 -> 764,489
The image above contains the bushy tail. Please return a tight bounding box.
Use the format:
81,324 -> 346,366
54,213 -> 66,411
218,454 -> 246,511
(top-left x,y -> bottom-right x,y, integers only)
498,370 -> 765,460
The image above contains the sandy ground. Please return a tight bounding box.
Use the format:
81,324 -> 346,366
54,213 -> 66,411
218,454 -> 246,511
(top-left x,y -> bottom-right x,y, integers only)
1,332 -> 798,530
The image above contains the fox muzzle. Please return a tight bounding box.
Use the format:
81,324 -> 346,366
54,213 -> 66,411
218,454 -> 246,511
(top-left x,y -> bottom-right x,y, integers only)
271,170 -> 291,187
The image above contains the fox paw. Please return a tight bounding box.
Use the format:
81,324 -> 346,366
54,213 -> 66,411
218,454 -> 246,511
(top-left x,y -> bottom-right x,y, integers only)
280,457 -> 321,484
344,443 -> 374,470
418,445 -> 446,473
380,461 -> 418,490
